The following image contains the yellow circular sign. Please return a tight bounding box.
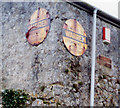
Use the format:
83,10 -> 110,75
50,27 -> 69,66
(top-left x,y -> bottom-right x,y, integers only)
63,19 -> 88,56
26,8 -> 50,46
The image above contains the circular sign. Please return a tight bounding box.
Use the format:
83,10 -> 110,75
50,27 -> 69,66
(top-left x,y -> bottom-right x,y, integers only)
26,8 -> 50,46
63,19 -> 88,56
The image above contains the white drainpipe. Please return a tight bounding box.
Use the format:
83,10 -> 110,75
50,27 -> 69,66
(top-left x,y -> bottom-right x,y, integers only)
90,9 -> 97,106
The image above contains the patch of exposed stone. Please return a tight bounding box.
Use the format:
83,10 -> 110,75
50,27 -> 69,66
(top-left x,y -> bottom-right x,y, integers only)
94,67 -> 119,106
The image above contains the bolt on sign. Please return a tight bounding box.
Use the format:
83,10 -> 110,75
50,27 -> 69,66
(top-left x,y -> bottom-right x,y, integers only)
63,19 -> 88,56
26,8 -> 50,46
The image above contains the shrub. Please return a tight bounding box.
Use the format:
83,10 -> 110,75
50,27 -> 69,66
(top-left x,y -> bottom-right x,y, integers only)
2,89 -> 30,108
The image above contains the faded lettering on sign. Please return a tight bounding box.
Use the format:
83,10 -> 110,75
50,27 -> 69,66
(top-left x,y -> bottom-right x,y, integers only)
63,19 -> 88,56
26,8 -> 50,46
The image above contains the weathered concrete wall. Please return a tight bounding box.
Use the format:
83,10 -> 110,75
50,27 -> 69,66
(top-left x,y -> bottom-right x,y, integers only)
1,2 -> 120,106
0,2 -> 2,106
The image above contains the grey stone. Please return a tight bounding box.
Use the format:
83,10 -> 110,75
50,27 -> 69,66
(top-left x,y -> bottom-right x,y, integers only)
32,99 -> 43,106
115,84 -> 119,89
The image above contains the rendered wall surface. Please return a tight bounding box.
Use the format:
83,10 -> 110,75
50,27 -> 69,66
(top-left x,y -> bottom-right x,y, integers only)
0,2 -> 120,106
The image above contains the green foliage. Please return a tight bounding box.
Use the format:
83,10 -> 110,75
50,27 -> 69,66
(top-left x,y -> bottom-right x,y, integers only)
2,89 -> 30,108
73,84 -> 77,89
78,81 -> 83,86
73,84 -> 78,92
98,75 -> 103,80
64,69 -> 69,74
98,75 -> 107,80
56,101 -> 61,106
103,75 -> 106,79
40,86 -> 46,92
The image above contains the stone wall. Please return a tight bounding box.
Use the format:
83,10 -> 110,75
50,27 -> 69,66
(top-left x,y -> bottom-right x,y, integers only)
1,2 -> 120,106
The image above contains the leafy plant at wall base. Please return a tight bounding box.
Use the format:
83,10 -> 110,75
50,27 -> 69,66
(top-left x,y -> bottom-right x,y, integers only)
2,89 -> 30,108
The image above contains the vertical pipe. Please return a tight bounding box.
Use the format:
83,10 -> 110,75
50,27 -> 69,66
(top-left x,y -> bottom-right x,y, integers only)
90,9 -> 97,106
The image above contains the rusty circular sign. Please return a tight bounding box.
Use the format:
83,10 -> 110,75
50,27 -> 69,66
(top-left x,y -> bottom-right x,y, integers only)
26,8 -> 50,46
63,19 -> 88,56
